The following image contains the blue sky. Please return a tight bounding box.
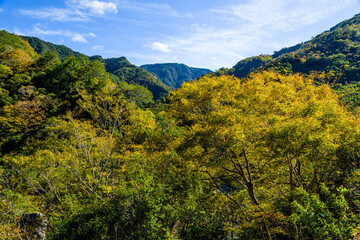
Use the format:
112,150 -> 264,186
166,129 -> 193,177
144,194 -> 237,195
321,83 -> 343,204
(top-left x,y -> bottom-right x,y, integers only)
0,0 -> 359,70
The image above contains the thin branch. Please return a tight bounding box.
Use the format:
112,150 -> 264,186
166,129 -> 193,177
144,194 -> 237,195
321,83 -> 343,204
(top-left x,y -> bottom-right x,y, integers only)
204,170 -> 250,222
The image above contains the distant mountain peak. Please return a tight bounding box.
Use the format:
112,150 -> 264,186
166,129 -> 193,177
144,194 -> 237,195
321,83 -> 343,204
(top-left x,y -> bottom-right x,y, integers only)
141,63 -> 212,88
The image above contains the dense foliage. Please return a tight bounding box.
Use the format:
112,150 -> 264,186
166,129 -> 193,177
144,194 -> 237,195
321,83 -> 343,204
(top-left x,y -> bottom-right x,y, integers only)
21,36 -> 81,61
22,37 -> 171,100
3,14 -> 360,240
231,55 -> 273,78
104,57 -> 172,100
168,71 -> 360,239
0,31 -> 37,59
141,63 -> 212,88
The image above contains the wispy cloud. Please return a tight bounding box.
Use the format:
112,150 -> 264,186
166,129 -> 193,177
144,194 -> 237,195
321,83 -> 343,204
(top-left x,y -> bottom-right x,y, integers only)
20,0 -> 118,22
20,8 -> 88,21
13,27 -> 25,35
142,0 -> 357,69
92,45 -> 104,51
115,0 -> 191,17
227,0 -> 356,30
24,24 -> 95,43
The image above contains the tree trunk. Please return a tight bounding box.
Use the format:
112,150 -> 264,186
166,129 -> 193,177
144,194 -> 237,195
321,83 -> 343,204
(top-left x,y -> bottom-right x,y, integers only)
247,181 -> 259,205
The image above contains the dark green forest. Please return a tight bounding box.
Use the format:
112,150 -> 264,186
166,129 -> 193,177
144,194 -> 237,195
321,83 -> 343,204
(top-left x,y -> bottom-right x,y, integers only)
140,63 -> 212,89
2,14 -> 360,240
101,57 -> 171,100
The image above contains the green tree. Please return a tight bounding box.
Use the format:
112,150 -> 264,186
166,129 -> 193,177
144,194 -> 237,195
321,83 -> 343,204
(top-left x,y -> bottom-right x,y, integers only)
290,185 -> 358,239
33,55 -> 108,106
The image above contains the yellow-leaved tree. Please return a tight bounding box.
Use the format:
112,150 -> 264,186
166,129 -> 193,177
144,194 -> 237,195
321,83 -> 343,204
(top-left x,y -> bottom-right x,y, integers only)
168,71 -> 360,238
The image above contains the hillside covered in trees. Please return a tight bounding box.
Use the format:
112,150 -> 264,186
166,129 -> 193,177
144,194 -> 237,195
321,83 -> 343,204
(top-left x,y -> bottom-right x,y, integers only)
141,63 -> 212,89
101,56 -> 172,100
2,14 -> 360,240
21,36 -> 171,100
21,36 -> 81,61
20,37 -> 212,99
222,13 -> 360,81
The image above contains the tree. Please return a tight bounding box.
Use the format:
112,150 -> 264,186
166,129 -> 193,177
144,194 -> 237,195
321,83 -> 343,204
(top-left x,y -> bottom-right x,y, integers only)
290,185 -> 358,239
33,55 -> 108,105
78,80 -> 155,146
168,71 -> 360,238
117,81 -> 154,107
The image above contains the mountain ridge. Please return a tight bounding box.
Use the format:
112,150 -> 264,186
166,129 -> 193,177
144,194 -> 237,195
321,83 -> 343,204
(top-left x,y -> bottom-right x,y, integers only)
226,13 -> 360,84
140,63 -> 212,89
19,35 -> 210,94
21,36 -> 81,60
19,36 -> 170,99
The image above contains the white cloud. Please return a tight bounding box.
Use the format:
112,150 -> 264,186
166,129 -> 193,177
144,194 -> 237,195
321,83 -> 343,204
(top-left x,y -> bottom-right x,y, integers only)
69,0 -> 117,15
19,0 -> 188,22
20,8 -> 89,22
229,0 -> 356,31
20,0 -> 117,22
115,0 -> 191,17
92,45 -> 104,51
89,32 -> 96,37
72,34 -> 88,43
151,42 -> 170,53
25,24 -> 89,43
30,25 -> 62,35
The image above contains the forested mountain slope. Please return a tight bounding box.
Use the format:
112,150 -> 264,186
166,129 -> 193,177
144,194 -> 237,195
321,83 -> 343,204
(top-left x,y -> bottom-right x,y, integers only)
102,57 -> 172,99
141,63 -> 212,88
222,13 -> 360,84
21,36 -> 171,99
20,35 -> 214,98
0,30 -> 38,108
21,36 -> 81,60
0,30 -> 37,59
